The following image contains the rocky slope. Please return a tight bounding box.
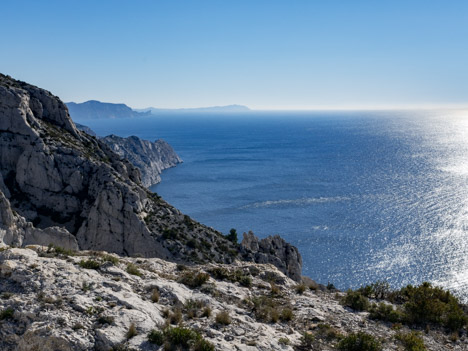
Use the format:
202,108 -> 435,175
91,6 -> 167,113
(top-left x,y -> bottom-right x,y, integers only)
0,246 -> 466,351
0,73 -> 301,280
100,135 -> 182,188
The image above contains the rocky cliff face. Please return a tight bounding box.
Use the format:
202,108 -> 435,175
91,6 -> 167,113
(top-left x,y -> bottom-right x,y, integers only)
101,135 -> 182,188
0,73 -> 302,280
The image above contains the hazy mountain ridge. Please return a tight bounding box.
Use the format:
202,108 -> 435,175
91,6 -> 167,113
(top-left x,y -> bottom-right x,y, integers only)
67,101 -> 250,120
66,100 -> 150,119
138,104 -> 251,114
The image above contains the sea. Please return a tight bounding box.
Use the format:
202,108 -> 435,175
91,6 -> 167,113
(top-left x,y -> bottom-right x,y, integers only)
77,110 -> 468,302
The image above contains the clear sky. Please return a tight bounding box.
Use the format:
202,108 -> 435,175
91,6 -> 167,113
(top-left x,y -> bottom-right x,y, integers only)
1,0 -> 467,110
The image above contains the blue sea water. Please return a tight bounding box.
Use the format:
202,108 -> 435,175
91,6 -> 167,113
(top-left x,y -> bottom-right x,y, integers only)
78,110 -> 468,301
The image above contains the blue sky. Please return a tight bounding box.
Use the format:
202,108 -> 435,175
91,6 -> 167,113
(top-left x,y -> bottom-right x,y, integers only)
1,0 -> 467,109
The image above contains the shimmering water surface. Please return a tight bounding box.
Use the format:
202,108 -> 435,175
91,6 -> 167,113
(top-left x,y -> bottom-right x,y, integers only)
79,110 -> 468,301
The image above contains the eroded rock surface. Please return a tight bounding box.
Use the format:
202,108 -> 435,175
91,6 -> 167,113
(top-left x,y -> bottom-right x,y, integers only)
101,135 -> 182,187
0,247 -> 465,351
241,231 -> 302,282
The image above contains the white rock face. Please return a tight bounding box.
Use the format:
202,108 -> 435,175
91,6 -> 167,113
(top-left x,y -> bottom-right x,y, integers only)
101,135 -> 182,188
0,247 -> 465,351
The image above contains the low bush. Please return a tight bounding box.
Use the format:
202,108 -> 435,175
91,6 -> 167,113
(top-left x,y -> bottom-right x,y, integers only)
395,331 -> 426,351
97,315 -> 115,325
359,281 -> 391,300
0,307 -> 14,320
148,326 -> 214,350
179,271 -> 210,288
250,295 -> 293,323
147,329 -> 164,345
126,263 -> 142,277
368,302 -> 403,323
79,259 -> 101,270
399,282 -> 467,331
300,332 -> 314,348
342,290 -> 369,311
337,332 -> 381,351
315,323 -> 342,341
280,307 -> 294,322
184,299 -> 206,319
47,244 -> 76,257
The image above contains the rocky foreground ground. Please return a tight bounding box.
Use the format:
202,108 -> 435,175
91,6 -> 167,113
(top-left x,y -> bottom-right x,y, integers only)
1,246 -> 466,351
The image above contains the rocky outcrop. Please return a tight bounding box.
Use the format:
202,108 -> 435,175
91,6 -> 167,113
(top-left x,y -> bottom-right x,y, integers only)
101,135 -> 182,187
0,73 -> 236,264
240,231 -> 303,281
0,247 -> 464,351
74,123 -> 96,137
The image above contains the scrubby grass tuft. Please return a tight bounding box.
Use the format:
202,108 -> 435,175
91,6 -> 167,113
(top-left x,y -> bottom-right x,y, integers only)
215,311 -> 231,325
126,263 -> 142,277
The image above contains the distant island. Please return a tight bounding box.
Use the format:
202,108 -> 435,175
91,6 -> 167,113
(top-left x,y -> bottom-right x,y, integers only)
67,101 -> 250,120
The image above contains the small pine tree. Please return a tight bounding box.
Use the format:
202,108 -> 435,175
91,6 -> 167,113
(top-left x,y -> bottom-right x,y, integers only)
226,228 -> 238,243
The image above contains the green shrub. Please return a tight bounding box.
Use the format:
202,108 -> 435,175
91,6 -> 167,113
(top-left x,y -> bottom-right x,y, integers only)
102,254 -> 119,265
164,326 -> 200,348
47,244 -> 76,257
280,307 -> 294,322
400,282 -> 467,330
301,332 -> 314,347
0,307 -> 14,320
97,315 -> 115,325
184,299 -> 206,319
342,290 -> 369,311
126,263 -> 142,277
338,332 -> 382,351
179,271 -> 210,288
162,228 -> 178,240
193,338 -> 215,351
395,331 -> 426,351
359,281 -> 391,300
278,337 -> 290,345
239,275 -> 252,288
368,302 -> 403,323
226,228 -> 238,243
79,259 -> 101,270
215,311 -> 231,325
315,323 -> 342,340
148,329 -> 164,345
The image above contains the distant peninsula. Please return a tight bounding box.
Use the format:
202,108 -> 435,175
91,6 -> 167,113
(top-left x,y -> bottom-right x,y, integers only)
137,104 -> 251,114
67,101 -> 251,120
66,100 -> 149,119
